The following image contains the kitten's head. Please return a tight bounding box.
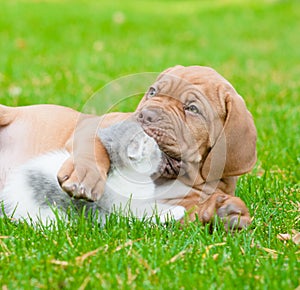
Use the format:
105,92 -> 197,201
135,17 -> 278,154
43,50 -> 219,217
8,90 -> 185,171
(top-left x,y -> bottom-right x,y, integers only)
98,121 -> 162,176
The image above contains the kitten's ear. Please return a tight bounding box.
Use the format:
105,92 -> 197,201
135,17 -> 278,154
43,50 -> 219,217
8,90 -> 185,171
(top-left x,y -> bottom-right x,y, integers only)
127,136 -> 147,161
127,140 -> 140,161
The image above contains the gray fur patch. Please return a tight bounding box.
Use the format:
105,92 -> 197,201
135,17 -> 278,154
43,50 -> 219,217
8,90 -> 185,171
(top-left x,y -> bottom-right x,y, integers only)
26,170 -> 103,218
27,170 -> 70,209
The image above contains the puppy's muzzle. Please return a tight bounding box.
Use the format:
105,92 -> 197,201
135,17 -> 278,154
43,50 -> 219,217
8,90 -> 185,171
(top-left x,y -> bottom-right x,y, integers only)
137,109 -> 163,125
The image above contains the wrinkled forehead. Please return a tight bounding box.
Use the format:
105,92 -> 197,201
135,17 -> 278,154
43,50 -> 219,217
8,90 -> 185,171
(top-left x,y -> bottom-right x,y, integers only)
156,66 -> 230,87
153,74 -> 203,99
152,66 -> 231,117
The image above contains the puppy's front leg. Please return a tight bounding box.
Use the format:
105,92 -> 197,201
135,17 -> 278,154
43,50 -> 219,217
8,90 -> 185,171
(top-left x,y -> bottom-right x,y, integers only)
182,191 -> 251,230
58,112 -> 132,201
57,116 -> 110,201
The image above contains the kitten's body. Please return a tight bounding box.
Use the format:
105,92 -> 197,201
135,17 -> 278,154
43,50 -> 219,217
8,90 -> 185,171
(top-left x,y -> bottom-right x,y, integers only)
0,121 -> 187,224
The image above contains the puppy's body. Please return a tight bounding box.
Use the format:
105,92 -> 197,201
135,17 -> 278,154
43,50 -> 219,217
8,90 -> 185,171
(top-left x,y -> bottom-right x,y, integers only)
0,104 -> 80,190
0,121 -> 186,224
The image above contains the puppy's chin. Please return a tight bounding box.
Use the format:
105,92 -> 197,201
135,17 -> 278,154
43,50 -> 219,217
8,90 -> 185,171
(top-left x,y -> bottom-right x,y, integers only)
138,125 -> 185,179
142,126 -> 182,159
152,153 -> 181,180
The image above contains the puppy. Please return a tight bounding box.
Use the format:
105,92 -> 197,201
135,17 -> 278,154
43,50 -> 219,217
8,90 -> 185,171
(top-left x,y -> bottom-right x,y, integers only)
0,65 -> 256,229
58,66 -> 256,229
0,121 -> 186,224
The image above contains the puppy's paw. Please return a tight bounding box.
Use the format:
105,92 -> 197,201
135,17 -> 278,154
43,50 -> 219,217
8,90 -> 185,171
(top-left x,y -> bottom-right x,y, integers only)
57,157 -> 106,201
198,193 -> 251,231
215,194 -> 251,230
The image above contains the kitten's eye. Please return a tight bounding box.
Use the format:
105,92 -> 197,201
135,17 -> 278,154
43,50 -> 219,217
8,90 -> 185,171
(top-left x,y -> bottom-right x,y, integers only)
185,104 -> 200,114
147,87 -> 157,98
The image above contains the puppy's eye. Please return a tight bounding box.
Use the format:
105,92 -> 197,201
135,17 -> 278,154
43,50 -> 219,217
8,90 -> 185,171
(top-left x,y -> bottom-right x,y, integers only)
185,104 -> 200,114
147,87 -> 157,98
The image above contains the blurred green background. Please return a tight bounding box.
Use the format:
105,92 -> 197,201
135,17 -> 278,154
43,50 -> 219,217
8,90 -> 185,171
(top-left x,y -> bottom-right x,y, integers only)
0,0 -> 299,289
0,0 -> 299,178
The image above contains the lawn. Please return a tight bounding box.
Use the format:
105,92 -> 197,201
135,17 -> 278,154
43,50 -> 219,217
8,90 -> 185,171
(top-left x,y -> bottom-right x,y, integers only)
0,0 -> 299,289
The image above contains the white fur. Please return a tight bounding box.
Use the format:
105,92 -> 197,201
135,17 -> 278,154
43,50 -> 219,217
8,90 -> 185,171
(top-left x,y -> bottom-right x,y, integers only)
0,149 -> 186,224
0,151 -> 69,224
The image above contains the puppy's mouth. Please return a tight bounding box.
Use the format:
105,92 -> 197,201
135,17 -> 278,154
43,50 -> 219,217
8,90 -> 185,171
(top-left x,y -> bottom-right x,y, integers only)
158,153 -> 182,179
142,126 -> 182,179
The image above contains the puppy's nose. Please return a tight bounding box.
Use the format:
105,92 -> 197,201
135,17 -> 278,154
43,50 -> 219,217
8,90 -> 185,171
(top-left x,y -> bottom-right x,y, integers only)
138,109 -> 161,124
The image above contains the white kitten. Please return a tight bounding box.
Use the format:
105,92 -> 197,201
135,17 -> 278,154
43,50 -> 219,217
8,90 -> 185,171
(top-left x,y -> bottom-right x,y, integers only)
0,121 -> 186,225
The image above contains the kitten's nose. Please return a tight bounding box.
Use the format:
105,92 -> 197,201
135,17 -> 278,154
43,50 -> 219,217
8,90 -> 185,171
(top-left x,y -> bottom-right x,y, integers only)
138,109 -> 161,124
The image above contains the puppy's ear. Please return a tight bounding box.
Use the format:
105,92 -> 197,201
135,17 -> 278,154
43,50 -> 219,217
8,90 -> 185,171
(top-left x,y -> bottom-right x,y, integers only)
202,88 -> 257,181
221,90 -> 257,176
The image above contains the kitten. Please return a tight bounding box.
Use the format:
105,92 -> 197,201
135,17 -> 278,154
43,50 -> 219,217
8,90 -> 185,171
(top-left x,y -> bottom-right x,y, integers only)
0,121 -> 186,225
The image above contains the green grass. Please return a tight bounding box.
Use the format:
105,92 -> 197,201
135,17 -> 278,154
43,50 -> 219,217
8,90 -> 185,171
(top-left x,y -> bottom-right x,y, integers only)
0,0 -> 299,289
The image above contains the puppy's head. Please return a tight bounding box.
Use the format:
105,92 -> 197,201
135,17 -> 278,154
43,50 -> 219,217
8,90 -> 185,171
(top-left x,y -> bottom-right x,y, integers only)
135,65 -> 257,187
